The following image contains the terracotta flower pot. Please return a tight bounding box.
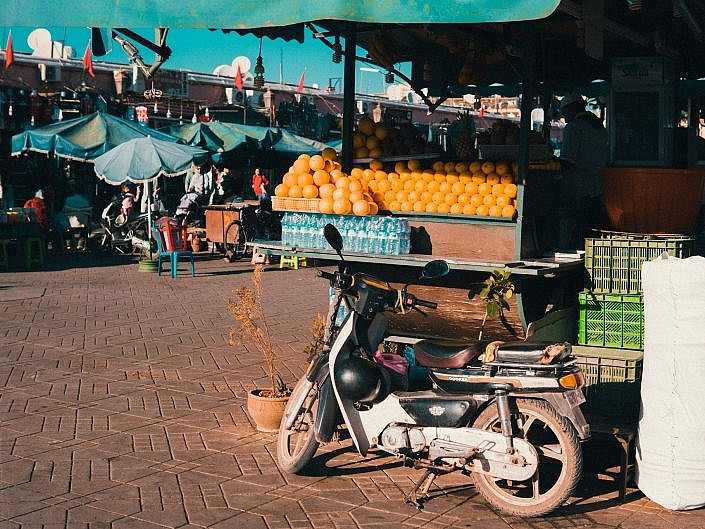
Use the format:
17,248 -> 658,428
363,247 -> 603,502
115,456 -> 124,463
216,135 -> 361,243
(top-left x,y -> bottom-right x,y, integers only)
190,237 -> 201,253
246,388 -> 289,433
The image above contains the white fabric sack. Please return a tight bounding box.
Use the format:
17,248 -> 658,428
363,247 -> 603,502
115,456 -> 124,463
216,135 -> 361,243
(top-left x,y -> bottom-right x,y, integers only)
636,254 -> 705,510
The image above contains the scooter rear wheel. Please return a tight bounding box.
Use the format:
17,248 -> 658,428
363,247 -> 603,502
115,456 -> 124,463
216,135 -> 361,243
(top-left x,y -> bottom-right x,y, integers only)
471,398 -> 582,517
277,377 -> 320,473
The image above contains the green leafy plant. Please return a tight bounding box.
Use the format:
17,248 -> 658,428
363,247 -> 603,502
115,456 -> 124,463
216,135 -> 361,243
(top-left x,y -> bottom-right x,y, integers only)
468,268 -> 518,340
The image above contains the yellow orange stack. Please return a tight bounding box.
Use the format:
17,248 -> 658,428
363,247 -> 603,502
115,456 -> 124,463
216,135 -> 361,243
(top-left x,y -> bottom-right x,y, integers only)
369,159 -> 519,218
274,149 -> 381,216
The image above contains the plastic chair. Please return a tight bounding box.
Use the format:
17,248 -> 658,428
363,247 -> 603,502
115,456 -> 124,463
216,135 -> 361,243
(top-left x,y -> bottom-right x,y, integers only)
24,237 -> 45,269
279,254 -> 307,269
152,226 -> 195,278
0,239 -> 9,271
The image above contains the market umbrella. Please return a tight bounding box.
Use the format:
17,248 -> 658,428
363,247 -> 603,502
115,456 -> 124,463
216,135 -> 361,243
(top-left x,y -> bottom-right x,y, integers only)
93,136 -> 208,259
268,128 -> 333,155
167,122 -> 254,154
12,111 -> 182,161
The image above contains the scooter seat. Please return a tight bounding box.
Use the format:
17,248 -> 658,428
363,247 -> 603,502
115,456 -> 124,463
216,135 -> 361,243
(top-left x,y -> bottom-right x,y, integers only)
414,340 -> 481,369
486,341 -> 572,365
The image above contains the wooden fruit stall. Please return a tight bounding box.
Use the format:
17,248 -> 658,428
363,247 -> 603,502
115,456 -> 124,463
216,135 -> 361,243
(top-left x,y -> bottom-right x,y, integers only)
204,201 -> 259,244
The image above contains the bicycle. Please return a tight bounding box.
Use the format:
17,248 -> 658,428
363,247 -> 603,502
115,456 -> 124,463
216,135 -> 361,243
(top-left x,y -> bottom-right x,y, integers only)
223,205 -> 257,261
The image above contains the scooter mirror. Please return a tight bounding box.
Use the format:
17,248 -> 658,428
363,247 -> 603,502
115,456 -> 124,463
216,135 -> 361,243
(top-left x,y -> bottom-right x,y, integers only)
420,259 -> 450,280
324,223 -> 344,252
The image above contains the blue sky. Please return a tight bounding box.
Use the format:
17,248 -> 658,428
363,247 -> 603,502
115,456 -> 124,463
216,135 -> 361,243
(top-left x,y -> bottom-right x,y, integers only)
3,26 -> 407,94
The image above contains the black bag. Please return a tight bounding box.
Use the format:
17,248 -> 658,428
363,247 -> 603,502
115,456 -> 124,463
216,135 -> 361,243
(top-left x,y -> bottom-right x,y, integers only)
410,226 -> 432,255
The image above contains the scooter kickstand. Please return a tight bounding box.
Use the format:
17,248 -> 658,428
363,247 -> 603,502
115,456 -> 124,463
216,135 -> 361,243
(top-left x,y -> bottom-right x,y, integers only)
405,469 -> 437,510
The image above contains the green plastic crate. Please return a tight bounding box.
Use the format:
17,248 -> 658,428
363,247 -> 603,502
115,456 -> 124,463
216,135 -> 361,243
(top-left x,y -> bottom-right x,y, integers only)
584,234 -> 693,294
573,345 -> 643,419
577,291 -> 644,350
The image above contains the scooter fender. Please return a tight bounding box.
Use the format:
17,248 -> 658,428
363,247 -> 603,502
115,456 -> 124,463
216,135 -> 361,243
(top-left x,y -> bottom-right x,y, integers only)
314,376 -> 337,443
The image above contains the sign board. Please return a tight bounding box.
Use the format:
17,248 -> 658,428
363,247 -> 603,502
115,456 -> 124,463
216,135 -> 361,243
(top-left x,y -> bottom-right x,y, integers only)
154,70 -> 189,98
611,57 -> 664,86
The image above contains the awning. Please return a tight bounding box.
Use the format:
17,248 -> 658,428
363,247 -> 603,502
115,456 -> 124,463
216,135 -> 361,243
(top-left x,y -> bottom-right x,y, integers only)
3,0 -> 560,27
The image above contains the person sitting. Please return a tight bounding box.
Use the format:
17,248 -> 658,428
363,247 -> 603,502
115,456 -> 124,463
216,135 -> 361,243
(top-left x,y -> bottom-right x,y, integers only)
23,189 -> 49,236
210,165 -> 238,205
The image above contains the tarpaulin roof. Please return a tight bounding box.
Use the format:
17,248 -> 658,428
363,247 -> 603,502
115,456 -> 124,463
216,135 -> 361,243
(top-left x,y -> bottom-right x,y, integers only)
3,1 -> 561,28
12,112 -> 181,161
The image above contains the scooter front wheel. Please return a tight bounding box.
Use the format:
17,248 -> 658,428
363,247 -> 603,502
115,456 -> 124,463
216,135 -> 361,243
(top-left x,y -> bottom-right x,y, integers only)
277,376 -> 320,473
471,398 -> 582,517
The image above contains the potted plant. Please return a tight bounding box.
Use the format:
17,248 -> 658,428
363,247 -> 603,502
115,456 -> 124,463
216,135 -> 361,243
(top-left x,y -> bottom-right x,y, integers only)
467,267 -> 519,341
227,265 -> 291,432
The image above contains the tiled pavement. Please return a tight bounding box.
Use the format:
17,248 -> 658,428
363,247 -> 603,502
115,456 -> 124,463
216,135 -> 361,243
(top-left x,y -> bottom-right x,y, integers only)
1,253 -> 703,529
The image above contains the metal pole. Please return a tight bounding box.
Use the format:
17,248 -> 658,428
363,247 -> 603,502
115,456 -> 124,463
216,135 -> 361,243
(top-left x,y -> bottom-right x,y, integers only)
146,180 -> 153,260
518,23 -> 536,187
341,23 -> 357,173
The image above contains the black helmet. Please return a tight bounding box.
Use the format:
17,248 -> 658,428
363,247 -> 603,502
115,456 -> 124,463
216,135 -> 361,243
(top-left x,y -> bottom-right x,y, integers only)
335,355 -> 391,404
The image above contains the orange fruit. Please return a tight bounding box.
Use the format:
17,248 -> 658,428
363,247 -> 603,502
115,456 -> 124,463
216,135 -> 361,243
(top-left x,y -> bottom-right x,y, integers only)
450,203 -> 463,214
333,187 -> 350,201
425,202 -> 438,213
297,172 -> 314,187
318,197 -> 334,214
455,162 -> 468,173
478,182 -> 492,196
401,201 -> 413,212
444,161 -> 456,173
288,185 -> 303,198
407,191 -> 420,203
390,180 -> 402,192
369,159 -> 384,171
446,172 -> 459,182
368,147 -> 383,159
458,193 -> 471,205
374,170 -> 387,181
437,203 -> 451,214
330,169 -> 345,181
496,195 -> 511,208
377,180 -> 391,193
420,191 -> 433,202
415,180 -> 427,192
481,161 -> 496,174
432,192 -> 444,204
403,180 -> 415,192
463,203 -> 477,215
488,205 -> 502,217
367,180 -> 378,192
476,204 -> 489,216
388,200 -> 401,211
293,157 -> 310,174
394,161 -> 407,174
471,173 -> 486,184
321,147 -> 338,161
396,190 -> 409,203
459,173 -> 472,184
438,182 -> 451,194
451,182 -> 465,195
319,183 -> 336,199
358,116 -> 375,136
500,174 -> 514,184
504,183 -> 518,198
349,191 -> 364,203
353,132 -> 366,149
469,161 -> 482,173
282,172 -> 297,187
486,173 -> 500,185
434,173 -> 446,183
495,162 -> 510,176
368,202 -> 379,215
407,159 -> 422,171
373,191 -> 385,203
413,201 -> 426,212
352,200 -> 370,216
432,161 -> 445,172
355,147 -> 369,159
384,190 -> 396,202
470,194 -> 483,207
483,194 -> 497,206
350,167 -> 364,179
275,184 -> 289,197
348,180 -> 363,193
365,135 -> 380,150
422,171 -> 435,182
444,193 -> 458,205
465,182 -> 479,195
302,184 -> 319,199
333,198 -> 352,215
312,170 -> 330,187
335,176 -> 350,189
501,205 -> 517,218
492,183 -> 505,196
427,181 -> 440,193
308,155 -> 325,172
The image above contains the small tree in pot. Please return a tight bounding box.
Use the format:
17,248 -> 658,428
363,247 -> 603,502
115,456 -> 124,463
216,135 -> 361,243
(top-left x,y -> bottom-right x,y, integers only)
228,265 -> 291,432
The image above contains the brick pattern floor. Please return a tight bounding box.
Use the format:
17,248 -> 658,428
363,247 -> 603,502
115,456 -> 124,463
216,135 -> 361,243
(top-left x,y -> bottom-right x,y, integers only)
1,253 -> 704,528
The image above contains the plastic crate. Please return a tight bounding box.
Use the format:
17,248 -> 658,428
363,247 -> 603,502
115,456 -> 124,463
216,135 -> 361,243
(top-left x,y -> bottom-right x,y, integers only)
271,196 -> 321,213
573,345 -> 643,419
577,291 -> 644,350
584,233 -> 693,294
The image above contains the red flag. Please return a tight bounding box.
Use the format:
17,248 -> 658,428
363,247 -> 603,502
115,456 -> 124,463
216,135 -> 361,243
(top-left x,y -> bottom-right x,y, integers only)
234,64 -> 244,90
4,31 -> 14,69
296,69 -> 306,93
82,43 -> 95,77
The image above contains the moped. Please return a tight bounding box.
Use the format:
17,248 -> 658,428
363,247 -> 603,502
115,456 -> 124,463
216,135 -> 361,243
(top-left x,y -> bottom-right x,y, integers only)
277,224 -> 589,517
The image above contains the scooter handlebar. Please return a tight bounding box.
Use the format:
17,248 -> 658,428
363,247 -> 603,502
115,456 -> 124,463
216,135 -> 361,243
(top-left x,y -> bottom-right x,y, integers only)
414,298 -> 438,310
316,269 -> 353,290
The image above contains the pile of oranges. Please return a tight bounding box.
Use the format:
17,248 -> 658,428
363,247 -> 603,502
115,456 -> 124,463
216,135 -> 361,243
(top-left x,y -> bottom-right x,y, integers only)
274,150 -> 519,219
274,150 -> 380,216
369,159 -> 518,218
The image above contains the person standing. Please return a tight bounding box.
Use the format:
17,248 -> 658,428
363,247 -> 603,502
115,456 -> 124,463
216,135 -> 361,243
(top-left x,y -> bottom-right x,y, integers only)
251,168 -> 269,201
558,93 -> 608,250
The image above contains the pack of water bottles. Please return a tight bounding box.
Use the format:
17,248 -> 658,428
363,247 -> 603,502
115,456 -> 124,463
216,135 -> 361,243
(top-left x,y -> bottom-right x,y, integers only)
281,212 -> 410,255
